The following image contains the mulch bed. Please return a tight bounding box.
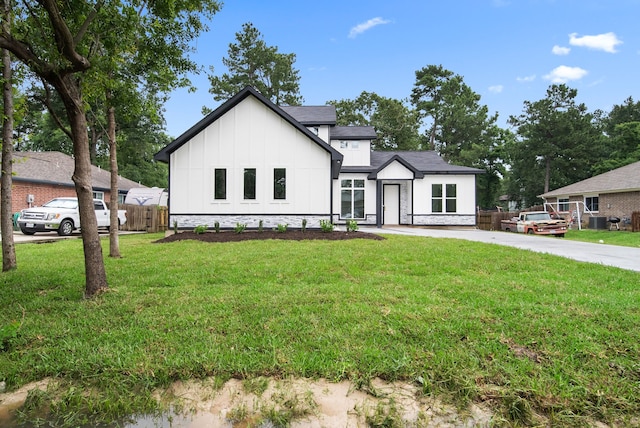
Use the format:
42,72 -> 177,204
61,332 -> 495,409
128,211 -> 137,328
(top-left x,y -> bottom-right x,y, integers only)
155,230 -> 386,243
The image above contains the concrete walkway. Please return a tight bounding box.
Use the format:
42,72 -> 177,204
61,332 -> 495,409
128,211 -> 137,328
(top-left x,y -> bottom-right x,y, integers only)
361,226 -> 640,273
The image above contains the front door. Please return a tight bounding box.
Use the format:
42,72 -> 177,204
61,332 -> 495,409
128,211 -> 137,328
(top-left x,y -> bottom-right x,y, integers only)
383,184 -> 400,225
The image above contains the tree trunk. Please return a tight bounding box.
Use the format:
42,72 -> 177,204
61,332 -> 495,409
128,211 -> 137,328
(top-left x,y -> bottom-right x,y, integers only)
59,75 -> 108,297
1,0 -> 17,272
544,156 -> 551,194
107,102 -> 120,258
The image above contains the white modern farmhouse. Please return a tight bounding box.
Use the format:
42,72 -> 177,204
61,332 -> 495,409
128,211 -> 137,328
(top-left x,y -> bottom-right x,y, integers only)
154,86 -> 483,229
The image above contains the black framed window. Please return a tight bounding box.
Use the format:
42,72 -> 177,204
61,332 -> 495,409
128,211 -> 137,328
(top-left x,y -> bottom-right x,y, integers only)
244,168 -> 256,200
445,184 -> 457,213
340,179 -> 365,219
274,168 -> 286,200
214,168 -> 226,200
432,184 -> 457,213
431,184 -> 443,212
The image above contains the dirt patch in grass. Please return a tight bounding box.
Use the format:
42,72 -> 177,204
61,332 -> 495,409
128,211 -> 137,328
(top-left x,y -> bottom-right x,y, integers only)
155,230 -> 385,243
0,377 -> 494,427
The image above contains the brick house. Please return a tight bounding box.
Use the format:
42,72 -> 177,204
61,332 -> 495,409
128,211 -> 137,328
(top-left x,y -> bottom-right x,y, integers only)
7,151 -> 142,212
540,161 -> 640,224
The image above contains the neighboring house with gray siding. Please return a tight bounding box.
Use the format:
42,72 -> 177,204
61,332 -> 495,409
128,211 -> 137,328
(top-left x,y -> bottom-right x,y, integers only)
540,161 -> 640,222
154,86 -> 483,229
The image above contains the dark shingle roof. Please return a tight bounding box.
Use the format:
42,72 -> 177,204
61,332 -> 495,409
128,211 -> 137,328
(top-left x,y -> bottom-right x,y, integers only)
280,106 -> 336,125
12,151 -> 142,192
540,161 -> 640,197
330,126 -> 377,140
372,151 -> 483,174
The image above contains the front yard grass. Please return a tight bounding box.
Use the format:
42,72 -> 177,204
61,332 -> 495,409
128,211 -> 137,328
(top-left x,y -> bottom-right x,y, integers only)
564,228 -> 640,247
1,233 -> 639,426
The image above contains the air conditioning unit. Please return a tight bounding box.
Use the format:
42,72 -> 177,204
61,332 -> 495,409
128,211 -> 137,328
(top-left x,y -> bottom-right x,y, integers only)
27,194 -> 35,203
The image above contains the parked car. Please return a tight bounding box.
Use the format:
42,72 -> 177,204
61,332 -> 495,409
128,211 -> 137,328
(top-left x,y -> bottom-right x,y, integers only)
501,211 -> 567,237
17,197 -> 127,236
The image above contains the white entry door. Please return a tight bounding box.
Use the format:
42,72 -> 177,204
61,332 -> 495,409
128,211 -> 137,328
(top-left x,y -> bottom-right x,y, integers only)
383,185 -> 400,225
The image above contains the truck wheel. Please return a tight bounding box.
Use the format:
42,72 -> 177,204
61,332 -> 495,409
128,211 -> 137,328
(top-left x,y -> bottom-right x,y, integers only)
58,219 -> 74,236
504,227 -> 511,232
20,227 -> 36,236
527,229 -> 534,234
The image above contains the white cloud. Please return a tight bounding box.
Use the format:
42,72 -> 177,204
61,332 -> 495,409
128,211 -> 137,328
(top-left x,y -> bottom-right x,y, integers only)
488,85 -> 504,93
516,75 -> 536,83
569,32 -> 622,53
552,45 -> 570,55
348,17 -> 391,38
543,65 -> 588,83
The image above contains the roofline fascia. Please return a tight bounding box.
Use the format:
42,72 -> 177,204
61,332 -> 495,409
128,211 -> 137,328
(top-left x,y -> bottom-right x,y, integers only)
539,187 -> 640,198
12,177 -> 129,193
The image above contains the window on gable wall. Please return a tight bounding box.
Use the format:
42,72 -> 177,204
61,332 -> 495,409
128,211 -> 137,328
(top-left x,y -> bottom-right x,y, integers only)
341,179 -> 365,219
244,168 -> 256,200
274,168 -> 286,200
340,141 -> 359,149
214,168 -> 226,200
432,184 -> 457,213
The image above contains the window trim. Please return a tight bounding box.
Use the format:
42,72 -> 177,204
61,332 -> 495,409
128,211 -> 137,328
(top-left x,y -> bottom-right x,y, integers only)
585,195 -> 599,213
273,168 -> 286,200
214,168 -> 227,200
243,168 -> 257,200
431,183 -> 457,213
340,178 -> 365,219
558,197 -> 569,212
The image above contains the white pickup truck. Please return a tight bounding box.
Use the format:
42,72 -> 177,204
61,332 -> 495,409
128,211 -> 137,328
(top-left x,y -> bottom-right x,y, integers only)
17,197 -> 127,236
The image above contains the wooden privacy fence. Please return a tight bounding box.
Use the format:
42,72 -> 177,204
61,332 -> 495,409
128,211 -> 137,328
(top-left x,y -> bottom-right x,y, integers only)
120,204 -> 168,233
477,211 -> 518,231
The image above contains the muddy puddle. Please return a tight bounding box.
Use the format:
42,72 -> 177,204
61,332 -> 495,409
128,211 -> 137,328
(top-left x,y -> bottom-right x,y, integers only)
0,377 -> 493,427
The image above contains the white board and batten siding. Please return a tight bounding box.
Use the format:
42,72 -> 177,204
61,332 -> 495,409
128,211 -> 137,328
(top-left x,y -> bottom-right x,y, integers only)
170,96 -> 333,228
412,175 -> 477,226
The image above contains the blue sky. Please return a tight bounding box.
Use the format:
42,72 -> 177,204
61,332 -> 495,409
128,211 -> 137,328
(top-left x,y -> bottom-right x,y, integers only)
162,0 -> 640,137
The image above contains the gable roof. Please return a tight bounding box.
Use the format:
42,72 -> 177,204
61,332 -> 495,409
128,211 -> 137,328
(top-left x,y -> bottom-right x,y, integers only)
12,151 -> 142,192
367,154 -> 425,179
540,161 -> 640,198
280,105 -> 336,125
154,87 -> 343,171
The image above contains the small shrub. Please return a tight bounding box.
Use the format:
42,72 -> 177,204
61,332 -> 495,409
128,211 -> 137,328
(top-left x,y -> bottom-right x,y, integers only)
173,220 -> 178,233
346,220 -> 359,232
258,219 -> 264,232
275,223 -> 288,233
301,219 -> 307,232
193,225 -> 207,234
234,223 -> 247,234
214,221 -> 220,233
319,219 -> 334,233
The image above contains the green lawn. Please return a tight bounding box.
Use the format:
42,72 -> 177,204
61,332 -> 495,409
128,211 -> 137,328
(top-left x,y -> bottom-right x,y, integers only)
1,233 -> 639,426
563,228 -> 640,247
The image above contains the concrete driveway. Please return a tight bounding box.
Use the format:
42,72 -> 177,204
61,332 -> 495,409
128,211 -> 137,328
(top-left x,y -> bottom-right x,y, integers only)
361,226 -> 640,273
